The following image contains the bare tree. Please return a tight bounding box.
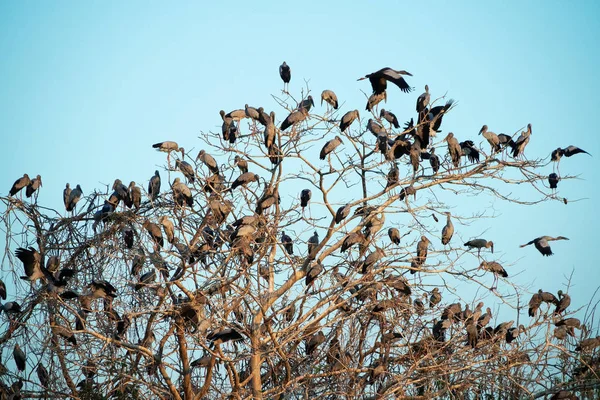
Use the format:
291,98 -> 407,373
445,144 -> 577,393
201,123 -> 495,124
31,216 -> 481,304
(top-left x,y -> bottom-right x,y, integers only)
0,71 -> 597,400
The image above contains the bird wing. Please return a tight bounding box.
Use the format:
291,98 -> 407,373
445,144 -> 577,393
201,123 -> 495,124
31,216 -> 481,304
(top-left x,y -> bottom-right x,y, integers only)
564,146 -> 590,157
381,69 -> 413,93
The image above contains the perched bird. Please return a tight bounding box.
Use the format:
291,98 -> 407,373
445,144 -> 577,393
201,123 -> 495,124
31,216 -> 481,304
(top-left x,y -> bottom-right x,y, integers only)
479,125 -> 501,153
171,178 -> 193,207
196,150 -> 219,175
176,159 -> 195,184
385,163 -> 399,189
66,184 -> 83,212
307,231 -> 319,255
444,133 -> 462,168
519,236 -> 569,256
460,140 -> 480,163
300,189 -> 311,214
231,173 -> 260,191
575,336 -> 600,352
280,107 -> 308,131
245,104 -> 261,120
388,228 -> 400,245
148,170 -> 161,201
380,109 -> 399,128
548,173 -> 560,189
298,96 -> 315,112
0,279 -> 6,300
498,133 -> 516,150
550,391 -> 579,400
142,220 -> 164,248
555,290 -> 570,314
551,146 -> 590,162
340,110 -> 360,132
357,248 -> 385,274
335,204 -> 351,224
441,212 -> 454,245
428,147 -> 440,174
416,85 -> 430,115
135,270 -> 156,291
505,325 -> 525,344
429,288 -> 442,308
281,232 -> 293,255
128,181 -> 141,211
367,118 -> 385,137
320,136 -> 344,160
358,67 -> 413,94
464,239 -> 494,256
478,261 -> 508,289
555,318 -> 581,337
25,175 -> 42,199
279,61 -> 291,92
207,327 -> 244,347
411,236 -> 430,274
365,92 -> 386,112
340,232 -> 366,253
15,247 -> 47,283
159,216 -> 175,244
306,331 -> 326,355
512,124 -> 532,158
321,90 -> 338,110
9,174 -> 30,197
13,344 -> 26,372
37,364 -> 49,388
63,183 -> 72,210
528,290 -> 543,317
234,156 -> 248,174
466,322 -> 478,348
305,262 -> 323,292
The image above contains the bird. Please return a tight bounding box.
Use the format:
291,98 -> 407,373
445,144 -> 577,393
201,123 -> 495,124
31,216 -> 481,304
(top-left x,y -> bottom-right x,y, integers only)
367,118 -> 385,137
478,125 -> 501,153
512,124 -> 532,158
15,247 -> 47,283
335,204 -> 351,224
426,99 -> 454,133
497,133 -> 516,151
307,232 -> 319,255
25,175 -> 42,199
575,336 -> 600,352
365,92 -> 386,112
321,90 -> 338,110
551,146 -> 590,162
320,136 -> 344,160
142,220 -> 164,248
464,239 -> 494,256
63,183 -> 71,210
357,248 -> 385,274
548,173 -> 560,190
358,67 -> 413,94
380,109 -> 399,129
128,181 -> 141,211
264,118 -> 276,149
135,270 -> 156,291
555,290 -> 570,314
411,236 -> 430,274
388,228 -> 400,245
234,156 -> 248,174
280,107 -> 308,131
52,324 -> 77,345
175,159 -> 195,184
37,364 -> 49,388
148,170 -> 161,201
528,290 -> 543,317
230,173 -> 260,191
207,327 -> 244,347
460,140 -> 480,163
9,174 -> 30,197
298,96 -> 315,113
281,232 -> 293,255
13,344 -> 25,372
428,147 -> 440,174
65,184 -> 83,212
152,141 -> 182,165
279,61 -> 291,92
340,232 -> 366,253
245,104 -> 260,121
340,110 -> 360,132
441,212 -> 454,245
550,391 -> 579,400
416,85 -> 430,115
171,178 -> 193,207
555,318 -> 581,337
300,189 -> 311,214
159,216 -> 175,244
519,236 -> 569,256
305,262 -> 323,293
444,133 -> 462,168
478,261 -> 508,289
429,288 -> 442,308
441,303 -> 462,322
306,331 -> 326,355
0,279 -> 5,300
505,325 -> 525,344
196,150 -> 219,175
466,322 -> 478,348
385,163 -> 399,189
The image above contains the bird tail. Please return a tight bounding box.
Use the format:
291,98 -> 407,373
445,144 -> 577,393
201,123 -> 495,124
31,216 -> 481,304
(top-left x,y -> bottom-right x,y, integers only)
152,143 -> 162,148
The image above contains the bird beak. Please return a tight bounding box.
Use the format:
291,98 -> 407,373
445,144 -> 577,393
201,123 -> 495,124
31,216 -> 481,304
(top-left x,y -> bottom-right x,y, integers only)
357,77 -> 367,81
491,244 -> 494,253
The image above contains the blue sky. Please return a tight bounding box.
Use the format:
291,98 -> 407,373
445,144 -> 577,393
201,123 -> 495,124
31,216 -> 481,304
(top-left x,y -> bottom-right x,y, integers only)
1,2 -> 599,324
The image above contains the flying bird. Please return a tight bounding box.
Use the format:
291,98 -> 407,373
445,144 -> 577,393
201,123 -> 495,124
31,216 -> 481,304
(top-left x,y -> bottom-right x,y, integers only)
358,67 -> 413,94
520,236 -> 569,256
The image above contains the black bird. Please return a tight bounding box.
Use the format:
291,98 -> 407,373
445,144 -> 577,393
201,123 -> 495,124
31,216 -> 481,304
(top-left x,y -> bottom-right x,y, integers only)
388,228 -> 400,245
551,146 -> 590,162
307,232 -> 319,255
428,147 -> 440,174
13,344 -> 25,372
358,67 -> 413,94
66,184 -> 83,212
37,364 -> 49,388
426,99 -> 454,133
207,327 -> 244,347
281,232 -> 293,255
305,262 -> 323,293
460,140 -> 480,163
0,279 -> 6,300
335,204 -> 351,224
548,173 -> 560,189
230,173 -> 260,191
279,61 -> 291,92
298,95 -> 315,112
15,247 -> 47,283
300,189 -> 311,213
306,331 -> 326,355
520,236 -> 569,256
148,170 -> 161,201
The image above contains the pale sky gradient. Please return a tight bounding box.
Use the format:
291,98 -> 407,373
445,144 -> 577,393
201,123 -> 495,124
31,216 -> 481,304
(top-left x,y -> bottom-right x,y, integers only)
1,2 -> 599,324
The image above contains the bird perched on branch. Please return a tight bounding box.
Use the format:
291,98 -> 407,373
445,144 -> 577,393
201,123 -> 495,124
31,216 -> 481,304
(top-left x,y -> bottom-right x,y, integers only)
279,61 -> 291,92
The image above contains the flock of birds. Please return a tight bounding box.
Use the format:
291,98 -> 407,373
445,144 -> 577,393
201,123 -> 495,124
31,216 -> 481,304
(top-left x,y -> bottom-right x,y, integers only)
0,61 -> 594,399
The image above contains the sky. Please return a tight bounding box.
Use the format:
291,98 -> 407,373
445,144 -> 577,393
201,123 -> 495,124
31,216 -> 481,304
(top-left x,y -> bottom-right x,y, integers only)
0,2 -> 599,326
